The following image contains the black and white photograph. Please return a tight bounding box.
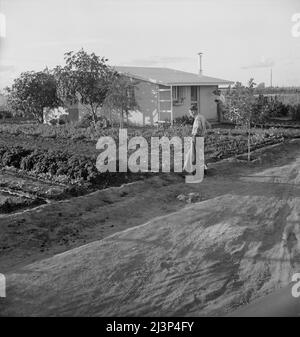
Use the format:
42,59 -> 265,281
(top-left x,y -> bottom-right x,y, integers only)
0,0 -> 300,323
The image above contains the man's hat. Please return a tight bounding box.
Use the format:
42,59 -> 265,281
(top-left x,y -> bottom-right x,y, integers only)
213,89 -> 221,95
189,104 -> 197,111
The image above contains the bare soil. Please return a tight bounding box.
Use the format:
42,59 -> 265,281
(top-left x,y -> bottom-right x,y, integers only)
0,140 -> 299,316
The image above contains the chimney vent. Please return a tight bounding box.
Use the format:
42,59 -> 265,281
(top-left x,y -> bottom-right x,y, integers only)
197,52 -> 203,76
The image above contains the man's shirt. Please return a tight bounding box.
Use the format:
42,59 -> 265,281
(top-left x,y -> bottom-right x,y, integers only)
192,114 -> 209,137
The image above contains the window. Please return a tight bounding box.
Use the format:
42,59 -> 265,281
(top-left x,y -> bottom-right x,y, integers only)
172,86 -> 179,100
172,86 -> 184,103
191,86 -> 198,103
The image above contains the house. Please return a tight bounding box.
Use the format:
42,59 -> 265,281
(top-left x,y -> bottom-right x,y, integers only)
44,66 -> 233,125
114,66 -> 234,125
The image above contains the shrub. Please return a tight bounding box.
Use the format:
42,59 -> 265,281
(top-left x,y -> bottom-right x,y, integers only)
0,145 -> 97,183
267,100 -> 289,117
20,150 -> 42,171
1,147 -> 31,168
291,104 -> 300,121
74,114 -> 93,128
49,119 -> 58,126
58,116 -> 67,125
74,114 -> 109,129
174,115 -> 194,126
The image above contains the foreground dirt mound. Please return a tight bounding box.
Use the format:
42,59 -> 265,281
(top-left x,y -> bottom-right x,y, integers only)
1,190 -> 299,316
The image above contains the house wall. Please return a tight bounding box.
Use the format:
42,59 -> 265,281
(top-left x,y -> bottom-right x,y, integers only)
54,83 -> 219,126
172,86 -> 191,119
199,85 -> 218,120
170,85 -> 218,121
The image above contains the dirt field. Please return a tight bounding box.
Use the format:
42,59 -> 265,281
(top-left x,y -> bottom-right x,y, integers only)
0,140 -> 299,316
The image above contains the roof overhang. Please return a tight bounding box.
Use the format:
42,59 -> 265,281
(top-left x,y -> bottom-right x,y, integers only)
116,71 -> 166,85
116,68 -> 234,87
165,81 -> 234,86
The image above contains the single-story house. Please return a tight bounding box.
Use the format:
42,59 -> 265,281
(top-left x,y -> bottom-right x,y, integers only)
44,66 -> 233,125
113,66 -> 234,125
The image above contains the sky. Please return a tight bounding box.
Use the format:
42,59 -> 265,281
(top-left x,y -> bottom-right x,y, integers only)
0,0 -> 300,90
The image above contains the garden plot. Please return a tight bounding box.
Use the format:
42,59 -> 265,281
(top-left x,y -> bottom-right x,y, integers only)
0,125 -> 299,214
0,189 -> 44,214
0,170 -> 68,214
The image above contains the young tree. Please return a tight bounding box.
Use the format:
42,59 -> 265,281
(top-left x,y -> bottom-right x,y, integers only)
6,70 -> 60,123
224,79 -> 257,161
104,75 -> 139,128
54,49 -> 117,125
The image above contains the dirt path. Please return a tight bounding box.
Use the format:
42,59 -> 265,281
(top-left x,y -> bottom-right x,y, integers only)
0,140 -> 299,316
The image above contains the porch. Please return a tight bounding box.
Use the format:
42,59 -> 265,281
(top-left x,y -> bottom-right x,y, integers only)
156,84 -> 219,125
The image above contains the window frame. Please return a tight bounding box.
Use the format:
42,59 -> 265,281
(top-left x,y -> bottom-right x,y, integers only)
172,86 -> 179,101
191,86 -> 198,103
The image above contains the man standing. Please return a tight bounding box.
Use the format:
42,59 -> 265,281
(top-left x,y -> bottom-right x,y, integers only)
184,104 -> 211,174
213,89 -> 226,122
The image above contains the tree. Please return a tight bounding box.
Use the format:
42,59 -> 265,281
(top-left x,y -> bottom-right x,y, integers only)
6,70 -> 60,123
255,82 -> 266,92
54,49 -> 117,125
104,75 -> 139,128
224,79 -> 257,161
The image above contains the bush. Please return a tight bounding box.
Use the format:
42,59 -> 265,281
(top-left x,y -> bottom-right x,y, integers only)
268,100 -> 289,117
0,145 -> 98,183
49,119 -> 58,126
74,114 -> 110,129
174,115 -> 194,126
1,147 -> 31,168
74,114 -> 93,128
0,110 -> 13,119
291,104 -> 300,121
20,150 -> 43,171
